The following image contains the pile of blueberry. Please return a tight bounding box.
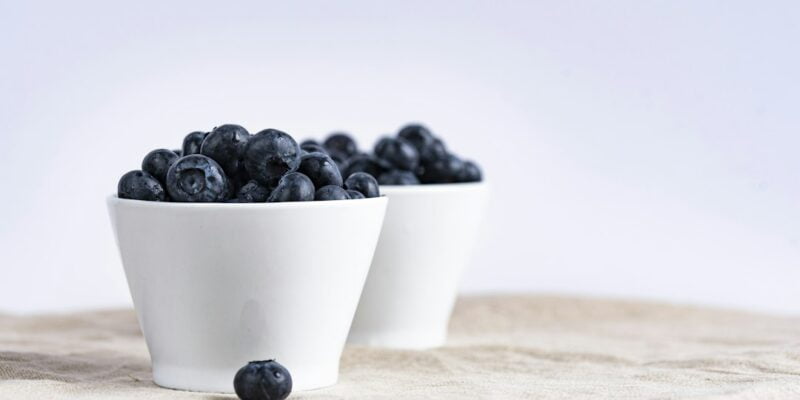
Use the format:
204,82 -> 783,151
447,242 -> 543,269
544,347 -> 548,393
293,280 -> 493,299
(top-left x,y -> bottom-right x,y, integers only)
308,123 -> 482,186
117,125 -> 380,203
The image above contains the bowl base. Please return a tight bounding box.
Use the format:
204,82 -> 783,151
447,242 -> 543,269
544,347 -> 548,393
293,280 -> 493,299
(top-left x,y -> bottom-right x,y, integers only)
152,362 -> 338,393
347,330 -> 446,349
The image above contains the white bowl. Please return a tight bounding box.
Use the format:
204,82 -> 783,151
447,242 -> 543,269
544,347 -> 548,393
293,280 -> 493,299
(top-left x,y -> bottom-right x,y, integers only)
347,182 -> 488,349
107,196 -> 387,393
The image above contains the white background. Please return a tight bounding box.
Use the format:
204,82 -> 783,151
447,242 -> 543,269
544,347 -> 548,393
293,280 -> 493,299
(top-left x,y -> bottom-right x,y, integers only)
1,1 -> 798,314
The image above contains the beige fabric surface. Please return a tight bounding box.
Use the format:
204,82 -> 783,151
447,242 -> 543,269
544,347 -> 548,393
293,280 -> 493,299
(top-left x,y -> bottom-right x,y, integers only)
1,295 -> 799,399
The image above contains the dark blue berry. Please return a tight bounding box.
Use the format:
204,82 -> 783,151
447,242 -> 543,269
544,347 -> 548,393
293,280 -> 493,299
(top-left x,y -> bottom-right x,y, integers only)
374,137 -> 419,171
419,137 -> 447,163
344,172 -> 380,198
315,185 -> 350,201
342,154 -> 388,179
142,149 -> 179,184
456,160 -> 482,182
229,163 -> 252,194
118,170 -> 166,201
267,172 -> 314,202
166,155 -> 228,202
418,153 -> 464,184
347,189 -> 365,199
172,149 -> 183,156
373,137 -> 392,156
233,360 -> 292,400
301,142 -> 328,155
237,180 -> 270,202
200,124 -> 250,178
378,170 -> 420,185
329,152 -> 348,171
244,129 -> 301,187
398,124 -> 435,153
323,132 -> 358,159
221,174 -> 234,202
298,153 -> 343,189
182,131 -> 208,155
300,139 -> 321,148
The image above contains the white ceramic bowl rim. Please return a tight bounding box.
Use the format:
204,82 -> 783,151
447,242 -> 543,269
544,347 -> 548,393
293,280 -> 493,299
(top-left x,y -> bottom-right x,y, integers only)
108,194 -> 386,210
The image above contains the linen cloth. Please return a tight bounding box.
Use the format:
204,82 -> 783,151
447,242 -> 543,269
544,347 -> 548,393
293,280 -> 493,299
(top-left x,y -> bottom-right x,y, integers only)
1,295 -> 799,399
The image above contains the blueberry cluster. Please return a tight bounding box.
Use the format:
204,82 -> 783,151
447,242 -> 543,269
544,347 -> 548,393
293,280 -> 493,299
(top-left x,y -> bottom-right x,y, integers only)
309,124 -> 482,185
117,124 -> 380,203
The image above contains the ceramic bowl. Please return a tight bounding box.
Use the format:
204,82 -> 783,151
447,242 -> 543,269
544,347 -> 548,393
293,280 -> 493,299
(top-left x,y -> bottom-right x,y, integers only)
107,196 -> 387,392
347,182 -> 488,349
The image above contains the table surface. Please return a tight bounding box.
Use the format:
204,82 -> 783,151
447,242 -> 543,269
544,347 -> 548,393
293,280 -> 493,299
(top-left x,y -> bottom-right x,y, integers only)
1,295 -> 799,399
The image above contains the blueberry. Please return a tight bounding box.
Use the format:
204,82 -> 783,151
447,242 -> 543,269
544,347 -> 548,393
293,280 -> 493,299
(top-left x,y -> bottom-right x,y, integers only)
378,170 -> 420,185
300,139 -> 321,147
200,124 -> 250,177
347,189 -> 365,199
342,154 -> 388,179
344,172 -> 380,198
419,137 -> 447,163
229,163 -> 252,193
298,153 -> 343,189
237,180 -> 271,202
267,172 -> 314,202
118,170 -> 167,201
142,149 -> 179,184
456,160 -> 482,182
166,154 -> 228,202
418,153 -> 464,184
173,149 -> 183,156
221,174 -> 234,201
300,142 -> 327,155
233,360 -> 292,400
323,132 -> 358,159
244,129 -> 301,187
315,185 -> 351,201
182,131 -> 208,155
373,137 -> 392,156
374,137 -> 419,171
398,124 -> 434,153
329,152 -> 348,171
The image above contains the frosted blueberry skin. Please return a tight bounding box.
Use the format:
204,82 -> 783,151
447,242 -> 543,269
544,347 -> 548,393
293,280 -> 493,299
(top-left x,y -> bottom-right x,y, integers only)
165,154 -> 228,202
398,123 -> 435,153
172,149 -> 183,156
237,180 -> 270,203
245,129 -> 301,187
457,160 -> 482,182
419,137 -> 447,164
181,131 -> 208,156
300,142 -> 327,155
344,172 -> 380,198
418,153 -> 464,184
379,170 -> 420,185
374,137 -> 419,171
118,170 -> 167,201
200,124 -> 250,178
323,132 -> 358,159
233,360 -> 292,400
347,189 -> 365,199
298,152 -> 343,189
315,185 -> 351,201
342,154 -> 389,180
142,149 -> 179,185
267,172 -> 314,202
